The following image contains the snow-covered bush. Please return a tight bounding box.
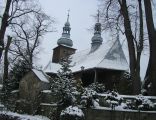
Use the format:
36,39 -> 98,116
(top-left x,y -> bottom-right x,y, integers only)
135,95 -> 155,111
119,72 -> 133,94
60,106 -> 84,120
125,99 -> 135,109
104,91 -> 123,109
80,88 -> 99,108
88,82 -> 105,93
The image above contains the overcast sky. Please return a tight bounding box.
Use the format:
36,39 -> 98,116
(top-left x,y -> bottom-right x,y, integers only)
38,0 -> 102,65
37,0 -> 150,80
1,0 -> 151,79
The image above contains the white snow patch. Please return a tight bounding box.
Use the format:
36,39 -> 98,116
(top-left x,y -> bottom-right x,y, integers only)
61,106 -> 84,117
32,69 -> 49,83
44,62 -> 61,73
42,90 -> 51,93
98,93 -> 156,100
0,111 -> 50,120
93,99 -> 100,107
11,90 -> 19,93
0,103 -> 4,107
40,103 -> 57,106
94,106 -> 156,113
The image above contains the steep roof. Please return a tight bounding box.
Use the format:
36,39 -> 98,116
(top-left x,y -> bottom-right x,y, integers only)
32,69 -> 49,83
44,39 -> 128,73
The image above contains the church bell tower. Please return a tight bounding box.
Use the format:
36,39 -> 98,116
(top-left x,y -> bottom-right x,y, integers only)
90,10 -> 103,52
52,11 -> 76,63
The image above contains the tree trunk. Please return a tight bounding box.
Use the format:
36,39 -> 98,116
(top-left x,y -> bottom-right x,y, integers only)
3,36 -> 12,81
119,0 -> 141,94
0,0 -> 12,60
135,0 -> 143,93
144,0 -> 156,95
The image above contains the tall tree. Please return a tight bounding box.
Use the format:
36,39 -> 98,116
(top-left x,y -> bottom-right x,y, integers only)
144,0 -> 156,95
9,12 -> 53,68
0,0 -> 12,60
99,0 -> 144,94
2,58 -> 31,109
0,0 -> 41,61
3,36 -> 12,82
51,57 -> 77,108
1,0 -> 53,85
119,0 -> 141,94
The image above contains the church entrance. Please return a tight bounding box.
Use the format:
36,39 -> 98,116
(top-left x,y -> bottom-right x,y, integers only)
81,70 -> 95,87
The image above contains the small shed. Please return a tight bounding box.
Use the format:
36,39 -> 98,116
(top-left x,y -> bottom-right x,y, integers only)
19,69 -> 50,101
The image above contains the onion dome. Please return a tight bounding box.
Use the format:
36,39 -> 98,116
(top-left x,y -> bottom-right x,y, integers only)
57,10 -> 73,47
91,10 -> 103,52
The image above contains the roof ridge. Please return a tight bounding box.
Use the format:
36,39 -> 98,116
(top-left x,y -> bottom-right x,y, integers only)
96,41 -> 115,66
43,60 -> 52,71
41,70 -> 50,80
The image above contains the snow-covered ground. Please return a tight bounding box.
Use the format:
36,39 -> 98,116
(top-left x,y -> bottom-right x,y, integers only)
0,111 -> 50,120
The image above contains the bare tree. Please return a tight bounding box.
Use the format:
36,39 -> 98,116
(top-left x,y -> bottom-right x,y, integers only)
9,12 -> 53,68
0,0 -> 12,60
3,36 -> 12,82
1,0 -> 54,88
99,0 -> 145,94
143,0 -> 156,95
0,0 -> 41,61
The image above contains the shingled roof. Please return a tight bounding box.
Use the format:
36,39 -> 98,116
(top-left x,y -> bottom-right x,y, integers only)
44,39 -> 128,73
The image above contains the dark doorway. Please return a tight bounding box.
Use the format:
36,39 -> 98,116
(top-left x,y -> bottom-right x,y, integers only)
81,70 -> 94,87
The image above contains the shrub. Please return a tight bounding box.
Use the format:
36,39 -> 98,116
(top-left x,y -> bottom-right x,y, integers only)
60,106 -> 84,120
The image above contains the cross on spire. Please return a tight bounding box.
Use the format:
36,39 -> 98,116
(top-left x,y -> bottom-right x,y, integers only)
97,10 -> 100,23
67,9 -> 70,22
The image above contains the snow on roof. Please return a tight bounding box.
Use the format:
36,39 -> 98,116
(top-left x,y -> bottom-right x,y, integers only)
44,39 -> 128,73
72,39 -> 128,72
44,61 -> 61,73
53,44 -> 76,49
32,69 -> 49,83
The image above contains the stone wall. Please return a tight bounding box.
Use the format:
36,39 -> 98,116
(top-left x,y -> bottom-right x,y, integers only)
41,91 -> 61,103
19,71 -> 50,101
37,92 -> 156,120
83,108 -> 156,120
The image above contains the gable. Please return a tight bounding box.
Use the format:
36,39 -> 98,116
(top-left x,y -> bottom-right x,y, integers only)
104,39 -> 126,61
44,39 -> 129,73
32,69 -> 49,83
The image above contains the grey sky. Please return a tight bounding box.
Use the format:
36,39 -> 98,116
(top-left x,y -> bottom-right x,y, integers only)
1,0 -> 150,80
37,0 -> 149,80
38,0 -> 100,66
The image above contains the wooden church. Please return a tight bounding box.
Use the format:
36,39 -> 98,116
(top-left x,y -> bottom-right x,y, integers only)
44,12 -> 129,93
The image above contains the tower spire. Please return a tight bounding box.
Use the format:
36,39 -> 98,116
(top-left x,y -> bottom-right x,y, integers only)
67,9 -> 70,22
90,10 -> 103,52
97,10 -> 100,23
57,11 -> 73,47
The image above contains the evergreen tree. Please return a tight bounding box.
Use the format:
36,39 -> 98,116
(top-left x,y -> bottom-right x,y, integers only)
2,58 -> 31,109
50,57 -> 77,108
8,58 -> 31,91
